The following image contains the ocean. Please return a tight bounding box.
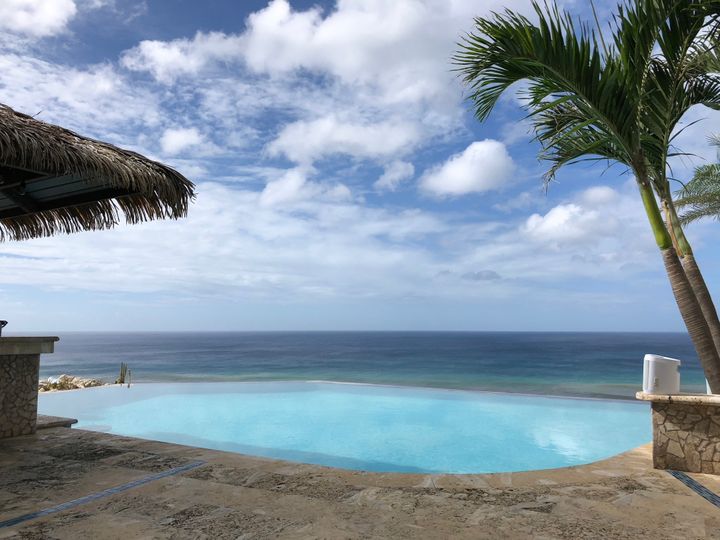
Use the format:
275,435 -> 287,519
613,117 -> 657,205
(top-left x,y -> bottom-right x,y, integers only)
34,331 -> 706,400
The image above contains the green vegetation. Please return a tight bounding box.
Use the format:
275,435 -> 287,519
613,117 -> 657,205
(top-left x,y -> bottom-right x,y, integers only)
116,362 -> 128,385
677,136 -> 720,225
454,1 -> 720,390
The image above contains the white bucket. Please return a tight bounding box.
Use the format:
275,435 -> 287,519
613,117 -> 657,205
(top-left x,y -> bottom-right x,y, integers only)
643,354 -> 681,394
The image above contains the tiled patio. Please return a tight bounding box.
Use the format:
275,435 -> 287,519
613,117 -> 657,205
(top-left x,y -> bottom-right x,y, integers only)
1,424 -> 719,539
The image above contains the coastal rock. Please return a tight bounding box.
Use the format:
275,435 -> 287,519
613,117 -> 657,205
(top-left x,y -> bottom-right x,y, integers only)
38,374 -> 107,392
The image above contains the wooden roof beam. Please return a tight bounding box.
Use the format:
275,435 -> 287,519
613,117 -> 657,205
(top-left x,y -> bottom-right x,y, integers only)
0,186 -> 135,220
0,185 -> 40,213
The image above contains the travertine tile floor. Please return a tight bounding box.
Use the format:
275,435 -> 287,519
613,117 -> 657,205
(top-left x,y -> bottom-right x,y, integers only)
1,425 -> 719,539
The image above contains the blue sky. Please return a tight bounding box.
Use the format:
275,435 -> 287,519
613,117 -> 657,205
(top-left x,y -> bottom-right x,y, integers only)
1,0 -> 720,332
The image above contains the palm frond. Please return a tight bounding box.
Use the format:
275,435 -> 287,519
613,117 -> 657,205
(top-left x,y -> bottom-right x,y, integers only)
676,162 -> 720,223
533,101 -> 628,186
455,0 -> 720,198
454,3 -> 637,173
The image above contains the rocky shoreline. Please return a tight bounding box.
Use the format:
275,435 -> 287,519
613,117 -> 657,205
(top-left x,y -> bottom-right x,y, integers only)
39,374 -> 108,392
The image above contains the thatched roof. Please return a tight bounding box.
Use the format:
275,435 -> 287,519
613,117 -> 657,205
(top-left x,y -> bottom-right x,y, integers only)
0,104 -> 195,241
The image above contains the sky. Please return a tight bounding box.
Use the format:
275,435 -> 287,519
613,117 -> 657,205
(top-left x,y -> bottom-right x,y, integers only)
1,0 -> 720,333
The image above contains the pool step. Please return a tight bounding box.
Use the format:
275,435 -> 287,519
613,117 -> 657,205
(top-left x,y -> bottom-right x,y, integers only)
36,415 -> 77,430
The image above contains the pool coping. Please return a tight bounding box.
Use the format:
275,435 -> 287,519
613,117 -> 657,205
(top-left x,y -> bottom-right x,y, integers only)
2,426 -> 720,537
39,378 -> 653,404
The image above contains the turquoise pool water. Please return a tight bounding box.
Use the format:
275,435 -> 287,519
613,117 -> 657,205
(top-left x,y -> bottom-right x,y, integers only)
38,382 -> 651,473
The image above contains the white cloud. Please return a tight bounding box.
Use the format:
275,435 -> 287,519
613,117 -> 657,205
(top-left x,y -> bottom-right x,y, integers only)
0,54 -> 162,139
259,168 -> 353,207
420,140 -> 516,196
522,185 -> 637,248
0,0 -> 77,38
462,270 -> 501,281
121,32 -> 244,84
240,0 -> 525,108
117,0 -> 533,109
4,175 -> 697,334
2,0 -> 701,331
524,204 -> 605,243
122,0 -> 466,107
447,184 -> 656,285
501,119 -> 533,145
493,190 -> 543,213
116,0 -> 539,169
375,161 -> 415,191
242,0 -> 322,73
580,186 -> 618,205
160,127 -> 203,155
268,116 -> 420,164
0,182 -> 657,301
0,182 -> 449,298
523,185 -> 634,249
260,168 -> 309,207
80,0 -> 147,22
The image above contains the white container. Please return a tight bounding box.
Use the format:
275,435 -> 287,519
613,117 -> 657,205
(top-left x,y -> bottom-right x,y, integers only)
643,354 -> 681,394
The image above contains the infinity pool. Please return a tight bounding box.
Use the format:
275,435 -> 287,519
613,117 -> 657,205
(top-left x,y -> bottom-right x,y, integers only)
38,382 -> 651,473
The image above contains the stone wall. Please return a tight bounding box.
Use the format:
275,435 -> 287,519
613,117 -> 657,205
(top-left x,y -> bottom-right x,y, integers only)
0,354 -> 40,438
651,401 -> 720,474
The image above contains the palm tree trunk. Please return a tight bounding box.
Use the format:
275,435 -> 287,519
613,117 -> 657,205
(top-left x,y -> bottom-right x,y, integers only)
661,248 -> 720,392
682,254 -> 720,357
639,182 -> 720,392
663,196 -> 720,362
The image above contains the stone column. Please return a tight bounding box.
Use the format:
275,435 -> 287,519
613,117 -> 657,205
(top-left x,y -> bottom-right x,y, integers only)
636,391 -> 720,475
0,337 -> 59,438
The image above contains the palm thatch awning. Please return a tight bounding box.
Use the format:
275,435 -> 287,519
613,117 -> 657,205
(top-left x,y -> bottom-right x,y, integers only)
0,104 -> 195,241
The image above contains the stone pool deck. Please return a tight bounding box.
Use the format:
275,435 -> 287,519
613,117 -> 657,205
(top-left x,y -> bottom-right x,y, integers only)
1,426 -> 720,539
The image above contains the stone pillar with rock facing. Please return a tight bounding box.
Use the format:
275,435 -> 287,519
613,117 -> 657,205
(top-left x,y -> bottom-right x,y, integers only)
636,392 -> 720,475
0,337 -> 59,438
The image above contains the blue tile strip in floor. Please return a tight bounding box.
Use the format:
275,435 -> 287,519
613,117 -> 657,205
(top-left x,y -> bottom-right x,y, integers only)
668,470 -> 720,508
0,460 -> 205,529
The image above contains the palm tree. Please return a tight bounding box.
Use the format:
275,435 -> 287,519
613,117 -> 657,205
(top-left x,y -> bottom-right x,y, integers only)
676,137 -> 720,225
668,136 -> 720,360
636,9 -> 720,371
454,0 -> 720,390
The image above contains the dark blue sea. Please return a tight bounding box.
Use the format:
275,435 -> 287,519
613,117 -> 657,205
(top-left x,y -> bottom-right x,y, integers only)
31,331 -> 706,400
